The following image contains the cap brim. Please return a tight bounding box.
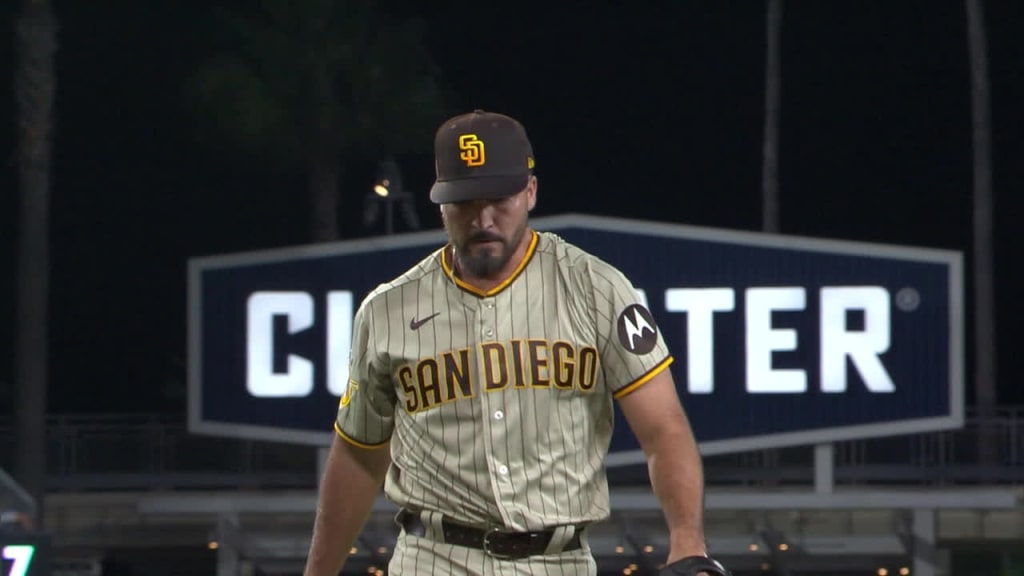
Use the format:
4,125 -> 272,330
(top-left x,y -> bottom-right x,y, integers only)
430,174 -> 528,204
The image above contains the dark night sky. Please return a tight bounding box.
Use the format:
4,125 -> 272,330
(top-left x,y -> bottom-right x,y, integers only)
1,1 -> 1022,415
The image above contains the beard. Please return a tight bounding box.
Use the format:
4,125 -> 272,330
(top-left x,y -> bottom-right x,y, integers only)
453,222 -> 527,279
460,247 -> 505,278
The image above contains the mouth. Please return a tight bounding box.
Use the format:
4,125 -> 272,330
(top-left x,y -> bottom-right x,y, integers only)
469,236 -> 502,247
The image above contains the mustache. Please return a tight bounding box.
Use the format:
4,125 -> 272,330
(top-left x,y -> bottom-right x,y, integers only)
468,231 -> 504,243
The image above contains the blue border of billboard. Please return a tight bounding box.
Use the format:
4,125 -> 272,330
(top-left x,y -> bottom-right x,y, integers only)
187,213 -> 964,463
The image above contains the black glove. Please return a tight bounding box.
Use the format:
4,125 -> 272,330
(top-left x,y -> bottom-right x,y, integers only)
658,556 -> 731,576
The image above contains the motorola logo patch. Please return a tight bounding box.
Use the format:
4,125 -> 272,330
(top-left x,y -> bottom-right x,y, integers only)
617,304 -> 658,354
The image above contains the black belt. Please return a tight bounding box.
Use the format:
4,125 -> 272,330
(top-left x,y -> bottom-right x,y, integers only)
396,509 -> 584,560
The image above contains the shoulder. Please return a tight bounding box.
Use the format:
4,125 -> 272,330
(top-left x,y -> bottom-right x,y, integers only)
533,230 -> 635,291
533,230 -> 606,271
357,246 -> 446,314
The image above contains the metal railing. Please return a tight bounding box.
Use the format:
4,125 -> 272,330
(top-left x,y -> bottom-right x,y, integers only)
0,407 -> 1022,492
0,414 -> 318,491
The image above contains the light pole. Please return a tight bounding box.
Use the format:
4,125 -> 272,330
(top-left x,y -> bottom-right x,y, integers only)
363,158 -> 420,235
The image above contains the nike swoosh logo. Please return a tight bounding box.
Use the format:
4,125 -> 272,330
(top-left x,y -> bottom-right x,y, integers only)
409,312 -> 440,330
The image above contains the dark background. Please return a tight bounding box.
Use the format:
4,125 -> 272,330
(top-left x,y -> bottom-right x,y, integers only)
1,0 -> 1021,416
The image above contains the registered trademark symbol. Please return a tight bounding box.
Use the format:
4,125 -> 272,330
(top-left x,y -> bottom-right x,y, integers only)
895,287 -> 920,312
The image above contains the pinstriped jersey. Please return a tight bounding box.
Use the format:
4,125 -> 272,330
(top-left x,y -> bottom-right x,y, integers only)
334,230 -> 674,531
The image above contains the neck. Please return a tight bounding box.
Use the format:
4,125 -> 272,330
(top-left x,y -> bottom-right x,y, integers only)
452,229 -> 534,293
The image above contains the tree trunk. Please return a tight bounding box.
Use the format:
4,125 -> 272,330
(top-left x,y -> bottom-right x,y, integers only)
965,0 -> 997,464
13,0 -> 57,529
761,0 -> 783,233
308,152 -> 340,243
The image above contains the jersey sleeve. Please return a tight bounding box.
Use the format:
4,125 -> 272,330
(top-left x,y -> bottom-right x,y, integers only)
334,293 -> 396,448
590,260 -> 674,399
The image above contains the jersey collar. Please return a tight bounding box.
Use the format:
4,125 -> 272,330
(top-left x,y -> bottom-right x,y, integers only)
441,230 -> 539,298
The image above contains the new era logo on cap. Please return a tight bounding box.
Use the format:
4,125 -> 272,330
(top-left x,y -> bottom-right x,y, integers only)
430,110 -> 535,204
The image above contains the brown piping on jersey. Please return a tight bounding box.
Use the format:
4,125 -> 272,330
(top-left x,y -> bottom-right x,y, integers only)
440,230 -> 539,298
612,355 -> 675,400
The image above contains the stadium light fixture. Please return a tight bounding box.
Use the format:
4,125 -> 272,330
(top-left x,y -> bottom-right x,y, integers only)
363,158 -> 421,235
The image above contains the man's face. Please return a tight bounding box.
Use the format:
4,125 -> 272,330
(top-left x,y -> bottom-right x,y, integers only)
441,177 -> 537,278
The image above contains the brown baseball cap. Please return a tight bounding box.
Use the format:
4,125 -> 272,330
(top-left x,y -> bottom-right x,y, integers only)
429,110 -> 535,204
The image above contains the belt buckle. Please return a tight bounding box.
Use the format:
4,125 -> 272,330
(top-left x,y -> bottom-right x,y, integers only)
481,527 -> 519,560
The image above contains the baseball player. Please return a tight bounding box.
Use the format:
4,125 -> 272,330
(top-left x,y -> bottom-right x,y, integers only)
304,110 -> 729,576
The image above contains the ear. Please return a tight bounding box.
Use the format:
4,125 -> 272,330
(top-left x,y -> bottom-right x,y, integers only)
526,175 -> 538,211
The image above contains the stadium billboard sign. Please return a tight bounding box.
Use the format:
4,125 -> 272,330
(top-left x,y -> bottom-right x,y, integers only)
187,214 -> 964,461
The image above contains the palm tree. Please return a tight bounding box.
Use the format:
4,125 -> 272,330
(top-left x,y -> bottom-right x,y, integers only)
13,0 -> 58,528
761,0 -> 783,234
186,0 -> 447,243
964,0 -> 997,463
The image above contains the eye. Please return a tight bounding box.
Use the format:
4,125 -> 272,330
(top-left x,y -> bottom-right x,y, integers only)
447,200 -> 473,211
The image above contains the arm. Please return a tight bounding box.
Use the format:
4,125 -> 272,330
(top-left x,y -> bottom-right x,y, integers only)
617,368 -> 707,564
304,434 -> 391,576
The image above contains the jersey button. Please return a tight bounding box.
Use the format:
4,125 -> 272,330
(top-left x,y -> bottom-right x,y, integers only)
485,329 -> 494,337
498,465 -> 509,475
494,410 -> 504,420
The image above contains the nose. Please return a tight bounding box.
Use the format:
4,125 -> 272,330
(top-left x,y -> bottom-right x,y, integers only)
472,201 -> 499,230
